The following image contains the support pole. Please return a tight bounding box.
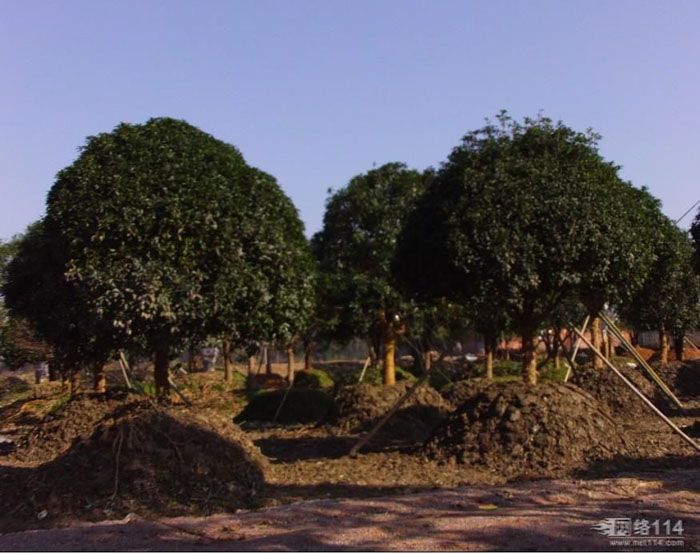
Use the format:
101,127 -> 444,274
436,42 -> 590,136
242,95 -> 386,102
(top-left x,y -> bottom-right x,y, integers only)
599,312 -> 682,409
564,315 -> 589,383
684,335 -> 700,353
571,326 -> 699,452
348,350 -> 447,457
357,356 -> 371,383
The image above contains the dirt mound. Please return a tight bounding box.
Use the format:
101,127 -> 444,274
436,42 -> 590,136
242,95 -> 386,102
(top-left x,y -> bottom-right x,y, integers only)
570,365 -> 658,418
424,382 -> 628,476
442,379 -> 497,407
0,399 -> 267,531
649,361 -> 700,398
9,392 -> 129,464
234,389 -> 334,424
329,382 -> 452,443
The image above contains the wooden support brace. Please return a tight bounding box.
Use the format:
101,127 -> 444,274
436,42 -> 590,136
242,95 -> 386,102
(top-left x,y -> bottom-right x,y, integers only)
572,326 -> 699,452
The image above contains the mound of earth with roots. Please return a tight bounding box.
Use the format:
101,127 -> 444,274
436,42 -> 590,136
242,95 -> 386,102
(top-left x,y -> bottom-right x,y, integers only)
0,398 -> 268,531
570,365 -> 659,418
329,382 -> 452,443
424,382 -> 629,477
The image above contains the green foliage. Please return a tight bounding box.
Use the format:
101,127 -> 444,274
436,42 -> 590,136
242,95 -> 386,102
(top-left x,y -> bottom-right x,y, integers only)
312,162 -> 430,343
3,220 -> 112,374
48,395 -> 70,414
620,218 -> 699,336
395,112 -> 660,360
234,388 -> 334,423
691,208 -> 700,274
43,118 -> 314,361
293,368 -> 334,388
333,364 -> 416,389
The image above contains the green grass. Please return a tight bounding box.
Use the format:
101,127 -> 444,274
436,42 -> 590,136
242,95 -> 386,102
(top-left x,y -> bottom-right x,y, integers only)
48,394 -> 70,414
293,368 -> 334,388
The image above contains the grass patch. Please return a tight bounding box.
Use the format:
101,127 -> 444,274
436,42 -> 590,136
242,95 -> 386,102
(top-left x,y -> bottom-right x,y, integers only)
48,394 -> 70,414
293,369 -> 334,389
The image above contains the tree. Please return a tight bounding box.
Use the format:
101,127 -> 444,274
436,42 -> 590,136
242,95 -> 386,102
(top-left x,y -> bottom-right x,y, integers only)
691,207 -> 700,273
312,162 -> 429,385
620,218 -> 699,365
394,113 -> 659,384
3,220 -> 114,392
45,117 -> 314,398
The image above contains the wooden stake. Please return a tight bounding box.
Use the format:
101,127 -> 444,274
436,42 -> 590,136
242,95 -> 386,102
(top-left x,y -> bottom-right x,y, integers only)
600,312 -> 682,409
571,326 -> 699,452
357,356 -> 371,383
564,315 -> 589,382
348,351 -> 447,457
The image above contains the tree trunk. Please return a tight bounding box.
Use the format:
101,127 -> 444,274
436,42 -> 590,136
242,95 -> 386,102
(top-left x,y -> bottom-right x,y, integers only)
674,335 -> 684,362
591,317 -> 603,369
383,329 -> 396,386
368,343 -> 377,368
264,345 -> 272,375
154,349 -> 170,399
521,330 -> 538,385
49,364 -> 59,382
484,334 -> 496,380
92,362 -> 106,394
247,355 -> 255,391
223,336 -> 232,384
304,344 -> 313,370
187,347 -> 196,373
287,344 -> 295,384
423,349 -> 432,371
659,326 -> 669,367
69,368 -> 81,398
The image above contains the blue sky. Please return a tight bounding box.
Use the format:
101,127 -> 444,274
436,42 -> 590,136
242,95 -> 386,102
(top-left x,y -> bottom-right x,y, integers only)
2,0 -> 699,241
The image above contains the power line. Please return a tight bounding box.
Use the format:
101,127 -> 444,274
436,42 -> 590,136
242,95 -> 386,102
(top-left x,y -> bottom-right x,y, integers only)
674,199 -> 700,224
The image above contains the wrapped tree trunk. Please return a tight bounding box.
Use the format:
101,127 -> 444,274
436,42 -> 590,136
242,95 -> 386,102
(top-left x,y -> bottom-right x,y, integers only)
92,362 -> 106,394
264,345 -> 272,375
591,317 -> 603,369
521,330 -> 538,385
286,344 -> 295,384
69,367 -> 81,398
659,325 -> 669,366
424,349 -> 432,371
247,355 -> 255,391
154,348 -> 170,399
222,336 -> 232,384
674,335 -> 684,362
484,334 -> 497,380
383,329 -> 396,386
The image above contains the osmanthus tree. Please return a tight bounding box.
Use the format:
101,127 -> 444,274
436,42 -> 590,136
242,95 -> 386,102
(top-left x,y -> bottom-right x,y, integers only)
692,208 -> 700,273
45,117 -> 314,398
3,220 -> 114,392
203,167 -> 316,384
620,218 -> 699,365
312,162 -> 431,386
394,112 -> 659,384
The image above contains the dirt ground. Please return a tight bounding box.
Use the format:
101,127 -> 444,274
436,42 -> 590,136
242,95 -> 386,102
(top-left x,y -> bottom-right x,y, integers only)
0,357 -> 699,550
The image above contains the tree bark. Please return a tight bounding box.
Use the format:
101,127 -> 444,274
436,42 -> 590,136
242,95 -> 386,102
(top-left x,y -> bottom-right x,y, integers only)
484,334 -> 496,380
368,343 -> 377,368
223,336 -> 232,384
383,330 -> 396,386
591,317 -> 603,369
49,364 -> 59,382
188,347 -> 196,373
423,349 -> 432,371
92,362 -> 106,394
521,330 -> 538,385
286,344 -> 295,384
659,325 -> 669,367
674,335 -> 684,362
154,349 -> 170,399
247,355 -> 255,391
264,345 -> 272,375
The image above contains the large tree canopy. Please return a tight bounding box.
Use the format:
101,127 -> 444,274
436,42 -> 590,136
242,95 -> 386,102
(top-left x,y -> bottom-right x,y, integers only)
394,113 -> 659,383
312,162 -> 430,385
620,217 -> 699,364
44,117 -> 314,397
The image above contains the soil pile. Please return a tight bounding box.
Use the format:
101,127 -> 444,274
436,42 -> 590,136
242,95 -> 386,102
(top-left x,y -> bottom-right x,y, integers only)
0,399 -> 267,531
570,365 -> 657,418
424,382 -> 628,476
234,388 -> 334,424
650,360 -> 700,398
442,379 -> 497,407
329,382 -> 452,443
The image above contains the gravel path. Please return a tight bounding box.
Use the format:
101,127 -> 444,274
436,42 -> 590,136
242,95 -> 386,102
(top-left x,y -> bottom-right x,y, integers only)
1,469 -> 697,551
